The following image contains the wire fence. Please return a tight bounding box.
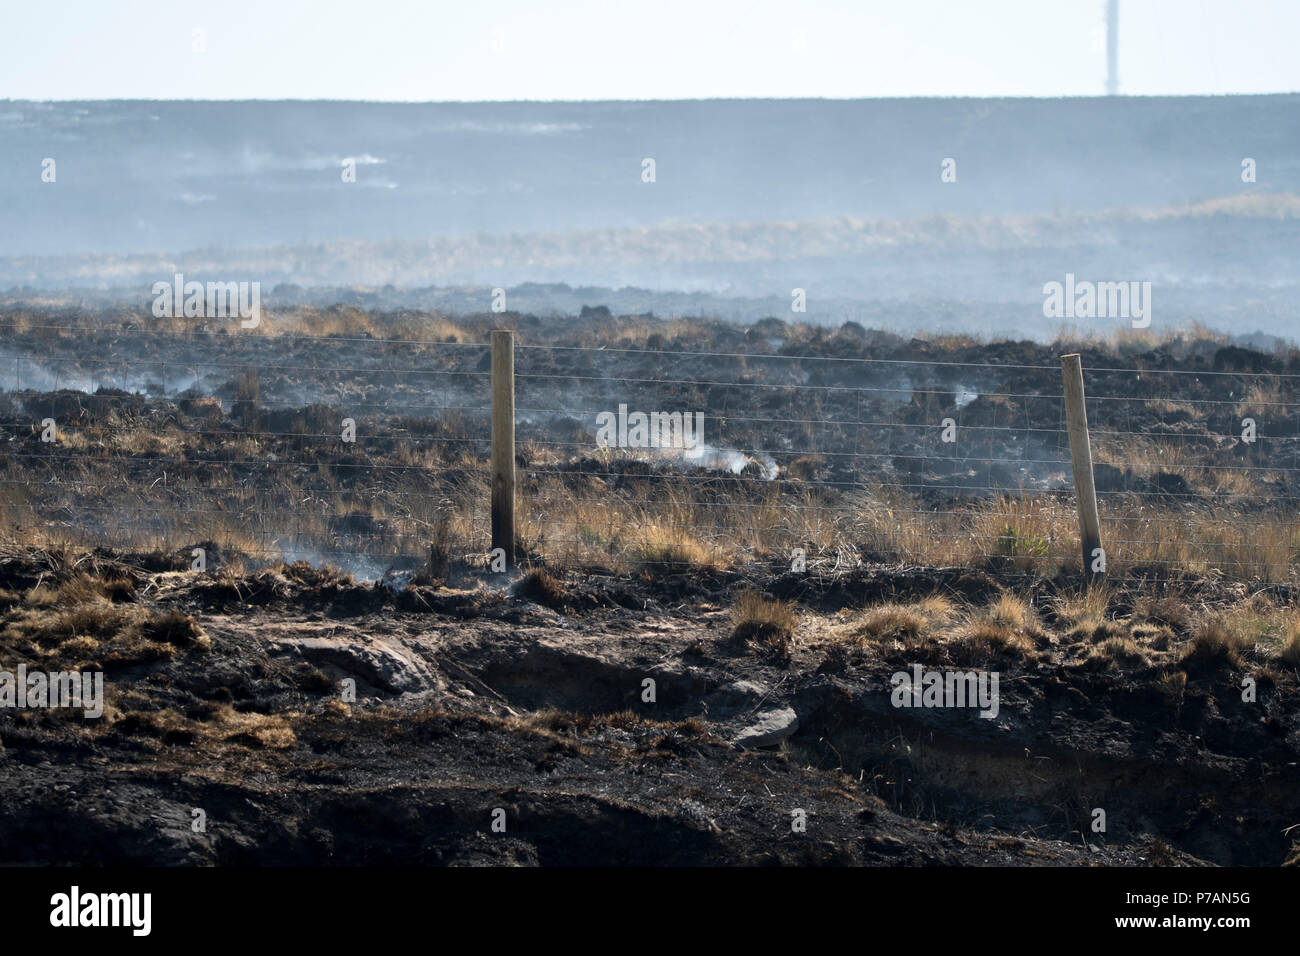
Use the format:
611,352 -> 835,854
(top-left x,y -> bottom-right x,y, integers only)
1,320 -> 1298,585
507,341 -> 1300,582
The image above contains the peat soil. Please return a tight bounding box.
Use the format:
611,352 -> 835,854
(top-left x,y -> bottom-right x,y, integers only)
0,549 -> 1294,867
2,310 -> 1297,499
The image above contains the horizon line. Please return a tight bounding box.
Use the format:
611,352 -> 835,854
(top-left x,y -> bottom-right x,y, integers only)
4,91 -> 1300,106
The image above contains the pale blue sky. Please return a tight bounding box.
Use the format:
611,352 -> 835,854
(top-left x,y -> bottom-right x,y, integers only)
1,0 -> 1297,100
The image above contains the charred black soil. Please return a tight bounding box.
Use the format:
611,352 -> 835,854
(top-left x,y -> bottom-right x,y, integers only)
1,310 -> 1298,866
0,546 -> 1295,866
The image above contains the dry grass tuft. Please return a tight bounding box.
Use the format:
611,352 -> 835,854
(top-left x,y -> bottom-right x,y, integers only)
117,702 -> 296,749
514,567 -> 570,610
1132,595 -> 1192,633
1,567 -> 210,669
1052,584 -> 1115,629
1066,618 -> 1131,646
1156,670 -> 1188,706
1278,622 -> 1300,667
730,589 -> 796,663
137,609 -> 209,650
1130,621 -> 1176,651
1182,617 -> 1253,669
840,596 -> 955,646
951,620 -> 1035,666
984,593 -> 1037,631
634,522 -> 724,571
1088,635 -> 1150,668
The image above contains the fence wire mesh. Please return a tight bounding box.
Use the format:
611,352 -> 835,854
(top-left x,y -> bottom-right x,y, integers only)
3,320 -> 1295,587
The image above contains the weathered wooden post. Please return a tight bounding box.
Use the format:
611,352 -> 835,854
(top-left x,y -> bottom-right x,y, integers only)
490,330 -> 516,569
1061,353 -> 1103,582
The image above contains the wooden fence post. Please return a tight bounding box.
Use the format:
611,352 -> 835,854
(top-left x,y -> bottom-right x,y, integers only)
491,330 -> 516,569
1061,353 -> 1103,582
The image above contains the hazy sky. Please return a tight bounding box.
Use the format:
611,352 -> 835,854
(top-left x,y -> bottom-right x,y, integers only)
2,0 -> 1297,100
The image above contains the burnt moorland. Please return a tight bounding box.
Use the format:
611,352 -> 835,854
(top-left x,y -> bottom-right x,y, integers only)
0,305 -> 1298,865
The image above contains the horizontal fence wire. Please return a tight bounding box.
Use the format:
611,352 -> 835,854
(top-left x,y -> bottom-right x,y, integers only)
0,326 -> 1297,584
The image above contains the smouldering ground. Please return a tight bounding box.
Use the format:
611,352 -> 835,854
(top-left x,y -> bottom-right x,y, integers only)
0,546 -> 1297,865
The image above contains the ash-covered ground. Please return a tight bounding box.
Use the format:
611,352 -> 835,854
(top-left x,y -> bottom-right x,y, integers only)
1,309 -> 1299,866
0,547 -> 1295,866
